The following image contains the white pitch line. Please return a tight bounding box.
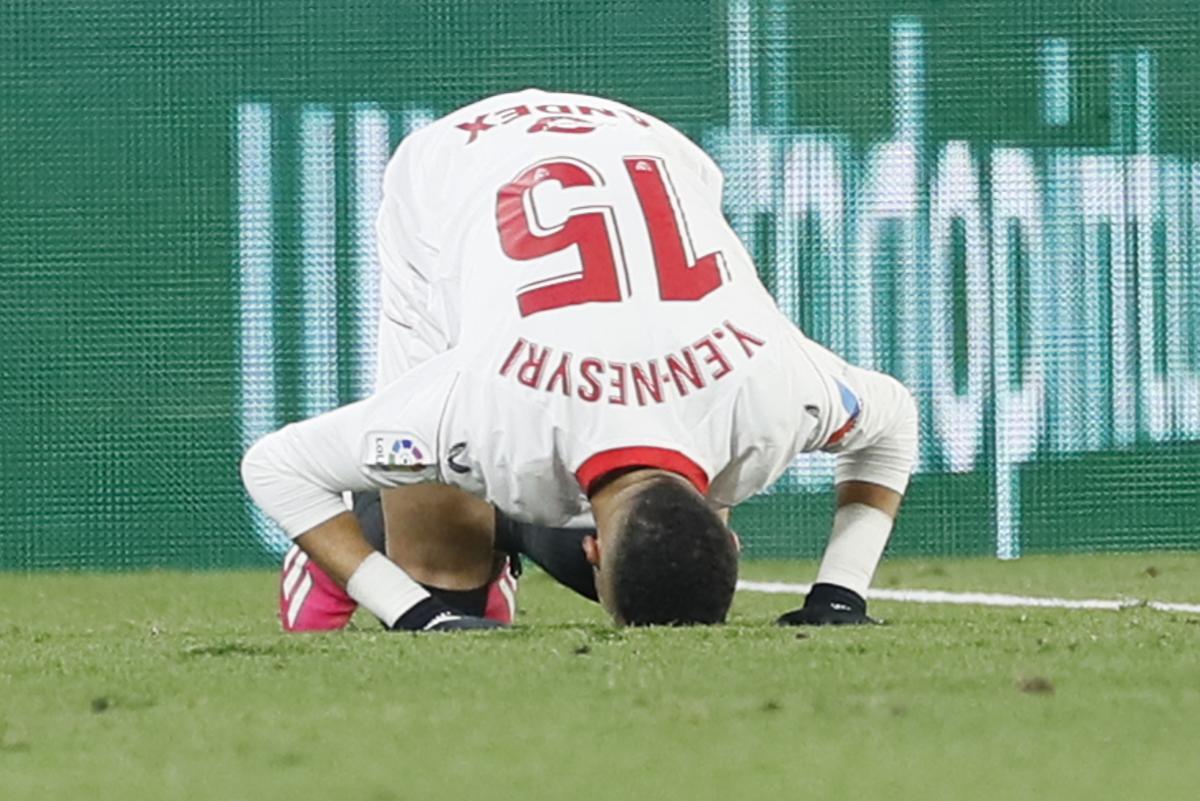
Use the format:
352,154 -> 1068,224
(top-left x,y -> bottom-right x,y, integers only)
1149,600 -> 1200,614
736,580 -> 1200,615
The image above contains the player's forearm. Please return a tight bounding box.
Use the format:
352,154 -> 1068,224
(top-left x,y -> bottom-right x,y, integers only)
241,420 -> 412,622
835,480 -> 902,518
814,483 -> 902,597
820,371 -> 919,597
293,512 -> 378,587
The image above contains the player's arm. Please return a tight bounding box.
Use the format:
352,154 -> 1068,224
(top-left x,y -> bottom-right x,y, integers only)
778,368 -> 918,626
240,391 -> 499,632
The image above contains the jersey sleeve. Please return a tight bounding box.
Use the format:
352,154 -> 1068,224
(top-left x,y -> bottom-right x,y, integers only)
240,353 -> 461,538
819,364 -> 919,494
770,332 -> 919,496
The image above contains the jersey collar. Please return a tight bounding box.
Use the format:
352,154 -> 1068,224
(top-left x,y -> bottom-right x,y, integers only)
576,446 -> 710,497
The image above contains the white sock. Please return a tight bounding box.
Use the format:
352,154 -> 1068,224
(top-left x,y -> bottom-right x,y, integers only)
345,552 -> 430,628
814,503 -> 894,597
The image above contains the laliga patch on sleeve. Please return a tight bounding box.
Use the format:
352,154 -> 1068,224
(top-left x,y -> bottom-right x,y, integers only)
363,431 -> 434,471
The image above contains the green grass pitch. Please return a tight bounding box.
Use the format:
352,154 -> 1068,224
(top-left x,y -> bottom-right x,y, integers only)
2,553 -> 1198,801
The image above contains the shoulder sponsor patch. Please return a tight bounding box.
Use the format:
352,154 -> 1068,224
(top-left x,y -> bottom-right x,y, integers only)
825,379 -> 862,447
364,431 -> 433,471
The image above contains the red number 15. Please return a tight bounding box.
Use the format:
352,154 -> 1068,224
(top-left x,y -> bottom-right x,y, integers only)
496,156 -> 725,317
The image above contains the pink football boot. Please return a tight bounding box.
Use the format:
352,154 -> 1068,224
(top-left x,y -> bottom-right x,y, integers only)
484,556 -> 520,625
279,545 -> 357,632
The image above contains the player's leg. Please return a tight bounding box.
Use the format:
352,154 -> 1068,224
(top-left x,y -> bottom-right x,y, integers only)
382,485 -> 494,589
380,483 -> 518,623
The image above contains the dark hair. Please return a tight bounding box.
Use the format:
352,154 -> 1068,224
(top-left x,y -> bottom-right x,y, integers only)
610,478 -> 739,626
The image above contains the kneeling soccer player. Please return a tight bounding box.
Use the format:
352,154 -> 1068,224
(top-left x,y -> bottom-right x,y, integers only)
244,88 -> 917,630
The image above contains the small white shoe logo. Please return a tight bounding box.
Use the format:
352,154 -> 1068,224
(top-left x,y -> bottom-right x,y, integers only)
423,612 -> 461,631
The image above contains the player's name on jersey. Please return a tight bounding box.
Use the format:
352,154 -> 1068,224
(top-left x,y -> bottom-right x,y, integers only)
456,99 -> 652,144
497,320 -> 767,407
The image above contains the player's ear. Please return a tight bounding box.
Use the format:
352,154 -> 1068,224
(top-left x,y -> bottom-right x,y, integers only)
581,534 -> 601,568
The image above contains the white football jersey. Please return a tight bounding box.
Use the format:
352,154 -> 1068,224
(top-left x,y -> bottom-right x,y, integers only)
352,90 -> 866,525
244,90 -> 909,539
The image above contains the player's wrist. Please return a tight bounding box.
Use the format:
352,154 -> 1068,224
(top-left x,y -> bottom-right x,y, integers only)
345,551 -> 430,628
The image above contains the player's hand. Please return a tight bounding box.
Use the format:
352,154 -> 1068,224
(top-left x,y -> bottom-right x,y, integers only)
775,582 -> 881,626
775,606 -> 879,626
390,597 -> 507,632
426,614 -> 506,632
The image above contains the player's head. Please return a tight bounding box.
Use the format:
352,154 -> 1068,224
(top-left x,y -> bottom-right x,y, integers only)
585,473 -> 739,626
